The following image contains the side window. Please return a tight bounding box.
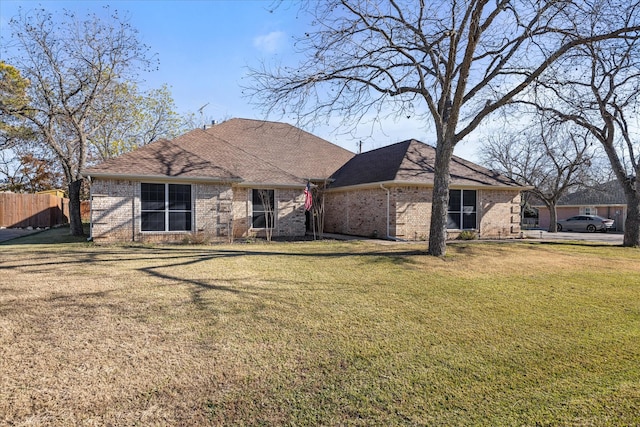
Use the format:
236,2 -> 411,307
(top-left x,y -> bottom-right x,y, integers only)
252,189 -> 275,229
141,183 -> 192,231
447,189 -> 477,230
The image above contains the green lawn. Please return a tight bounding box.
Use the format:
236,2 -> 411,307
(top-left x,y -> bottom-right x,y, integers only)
1,231 -> 638,425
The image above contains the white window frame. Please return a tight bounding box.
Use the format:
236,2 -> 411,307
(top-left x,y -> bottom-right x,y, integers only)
447,189 -> 477,230
250,189 -> 276,229
580,206 -> 597,216
140,183 -> 193,232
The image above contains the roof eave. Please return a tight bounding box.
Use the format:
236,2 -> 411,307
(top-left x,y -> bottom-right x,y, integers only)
84,172 -> 242,184
326,180 -> 527,192
235,181 -> 307,189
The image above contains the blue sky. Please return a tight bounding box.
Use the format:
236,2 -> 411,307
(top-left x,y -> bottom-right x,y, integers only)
0,0 -> 479,160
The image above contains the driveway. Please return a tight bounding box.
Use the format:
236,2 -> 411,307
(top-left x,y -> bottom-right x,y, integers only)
523,229 -> 624,244
0,228 -> 41,243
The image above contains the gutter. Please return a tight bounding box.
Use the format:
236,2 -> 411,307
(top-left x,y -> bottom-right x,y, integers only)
82,172 -> 243,184
324,180 -> 529,193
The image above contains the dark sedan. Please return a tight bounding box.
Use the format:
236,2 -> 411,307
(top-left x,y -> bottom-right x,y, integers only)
556,215 -> 615,232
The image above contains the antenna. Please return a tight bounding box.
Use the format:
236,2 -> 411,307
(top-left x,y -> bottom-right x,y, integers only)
197,103 -> 209,128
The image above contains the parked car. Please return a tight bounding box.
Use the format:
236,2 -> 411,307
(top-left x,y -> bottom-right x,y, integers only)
556,215 -> 615,232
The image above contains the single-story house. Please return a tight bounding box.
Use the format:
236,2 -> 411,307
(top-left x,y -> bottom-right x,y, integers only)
323,139 -> 524,240
534,180 -> 627,232
84,118 -> 525,243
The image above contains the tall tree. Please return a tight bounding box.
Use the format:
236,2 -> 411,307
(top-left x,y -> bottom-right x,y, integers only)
248,0 -> 640,256
0,61 -> 32,147
481,118 -> 595,232
89,83 -> 185,161
526,28 -> 640,246
0,8 -> 155,235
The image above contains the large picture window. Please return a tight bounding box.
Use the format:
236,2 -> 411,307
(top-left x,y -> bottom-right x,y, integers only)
447,189 -> 477,230
141,183 -> 192,231
252,189 -> 275,228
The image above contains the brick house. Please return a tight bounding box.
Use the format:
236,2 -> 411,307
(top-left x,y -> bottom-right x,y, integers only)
84,118 -> 524,243
533,180 -> 627,232
323,139 -> 523,240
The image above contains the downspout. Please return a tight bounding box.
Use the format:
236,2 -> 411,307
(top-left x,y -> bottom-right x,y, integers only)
379,184 -> 405,241
132,183 -> 136,242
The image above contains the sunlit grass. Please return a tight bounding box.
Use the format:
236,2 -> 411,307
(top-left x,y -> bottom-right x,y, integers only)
0,234 -> 638,425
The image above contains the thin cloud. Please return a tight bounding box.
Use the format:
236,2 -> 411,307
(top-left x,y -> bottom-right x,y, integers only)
253,31 -> 285,53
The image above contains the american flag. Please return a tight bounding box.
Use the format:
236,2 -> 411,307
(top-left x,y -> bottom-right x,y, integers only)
304,181 -> 313,211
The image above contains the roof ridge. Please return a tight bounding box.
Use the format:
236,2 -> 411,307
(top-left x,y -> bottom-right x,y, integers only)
218,118 -> 355,156
201,127 -> 306,184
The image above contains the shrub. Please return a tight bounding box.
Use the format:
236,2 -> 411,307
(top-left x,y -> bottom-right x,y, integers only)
457,230 -> 478,240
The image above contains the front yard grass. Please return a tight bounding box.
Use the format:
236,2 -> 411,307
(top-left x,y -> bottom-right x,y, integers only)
0,235 -> 638,425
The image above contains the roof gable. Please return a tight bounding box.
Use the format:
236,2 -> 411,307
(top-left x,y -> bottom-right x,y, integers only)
329,140 -> 522,189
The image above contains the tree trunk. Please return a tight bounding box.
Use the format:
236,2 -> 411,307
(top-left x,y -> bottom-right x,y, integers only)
68,179 -> 85,236
427,142 -> 454,256
623,190 -> 640,247
548,202 -> 558,233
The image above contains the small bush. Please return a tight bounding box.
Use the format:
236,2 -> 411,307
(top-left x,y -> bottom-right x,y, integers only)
181,232 -> 211,245
457,230 -> 478,240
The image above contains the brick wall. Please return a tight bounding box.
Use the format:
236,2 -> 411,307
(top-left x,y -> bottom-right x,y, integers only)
324,187 -> 389,238
478,189 -> 522,238
90,179 -> 522,243
193,184 -> 234,241
90,180 -> 307,243
90,179 -> 236,243
325,185 -> 522,240
90,179 -> 138,242
393,186 -> 433,240
232,187 -> 306,239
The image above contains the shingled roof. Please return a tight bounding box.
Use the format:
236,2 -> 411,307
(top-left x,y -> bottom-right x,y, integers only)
202,118 -> 355,180
328,140 -> 522,189
559,180 -> 627,205
85,118 -> 355,186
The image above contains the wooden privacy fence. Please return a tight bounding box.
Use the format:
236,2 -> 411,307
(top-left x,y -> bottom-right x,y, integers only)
0,193 -> 69,228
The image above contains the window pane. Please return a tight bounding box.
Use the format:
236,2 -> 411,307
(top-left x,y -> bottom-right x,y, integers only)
252,189 -> 264,209
141,183 -> 165,211
252,189 -> 274,211
142,211 -> 165,231
463,213 -> 477,229
169,184 -> 191,211
252,212 -> 266,228
448,189 -> 461,211
169,212 -> 191,231
447,213 -> 461,229
462,190 -> 476,229
462,190 -> 477,210
252,189 -> 275,228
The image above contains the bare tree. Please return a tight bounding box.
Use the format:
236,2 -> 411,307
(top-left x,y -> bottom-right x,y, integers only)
481,118 -> 594,232
0,8 -> 155,235
256,189 -> 275,242
247,0 -> 640,255
526,27 -> 640,246
307,182 -> 327,240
